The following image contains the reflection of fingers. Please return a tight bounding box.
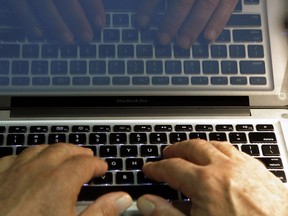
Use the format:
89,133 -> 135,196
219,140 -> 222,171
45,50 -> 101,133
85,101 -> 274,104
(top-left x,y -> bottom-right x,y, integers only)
157,0 -> 195,45
80,0 -> 106,29
80,192 -> 132,216
9,0 -> 44,39
176,0 -> 220,48
142,158 -> 198,198
30,0 -> 74,44
163,139 -> 225,165
204,0 -> 237,41
137,194 -> 185,216
54,0 -> 93,43
137,0 -> 162,28
53,155 -> 107,191
0,155 -> 17,174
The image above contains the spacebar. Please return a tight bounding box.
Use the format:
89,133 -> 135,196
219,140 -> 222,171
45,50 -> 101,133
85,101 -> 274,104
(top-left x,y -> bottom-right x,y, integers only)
78,185 -> 179,201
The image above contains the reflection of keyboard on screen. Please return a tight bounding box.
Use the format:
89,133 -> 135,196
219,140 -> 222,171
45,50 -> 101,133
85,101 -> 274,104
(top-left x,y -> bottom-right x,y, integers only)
0,0 -> 273,93
0,122 -> 286,200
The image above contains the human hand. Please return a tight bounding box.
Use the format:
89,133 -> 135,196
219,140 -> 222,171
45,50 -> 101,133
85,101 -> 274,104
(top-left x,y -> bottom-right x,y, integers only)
0,143 -> 132,216
9,0 -> 105,44
137,139 -> 288,216
137,0 -> 238,48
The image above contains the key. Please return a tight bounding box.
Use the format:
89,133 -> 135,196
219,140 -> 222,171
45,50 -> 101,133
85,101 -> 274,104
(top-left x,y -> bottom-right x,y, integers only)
209,133 -> 227,141
155,125 -> 172,132
189,133 -> 207,140
227,14 -> 261,27
106,158 -> 123,170
0,147 -> 13,157
116,172 -> 134,184
92,172 -> 113,185
28,134 -> 46,145
195,125 -> 213,131
249,132 -> 277,143
9,126 -> 27,133
120,145 -> 138,157
93,126 -> 111,132
118,45 -> 135,58
233,30 -> 262,42
48,134 -> 66,144
150,133 -> 167,144
240,61 -> 265,74
229,132 -> 247,143
169,133 -> 187,143
257,158 -> 283,169
241,145 -> 260,156
134,125 -> 152,132
103,29 -> 120,42
0,28 -> 25,42
262,145 -> 280,156
89,61 -> 106,75
130,133 -> 147,144
69,134 -> 86,145
126,158 -> 144,170
127,61 -> 144,74
184,61 -> 201,74
141,145 -> 159,156
7,134 -> 25,145
99,146 -> 117,157
12,61 -> 29,75
51,61 -> 68,75
175,125 -> 192,131
51,126 -> 69,132
72,126 -> 90,133
30,126 -> 48,133
89,133 -> 107,144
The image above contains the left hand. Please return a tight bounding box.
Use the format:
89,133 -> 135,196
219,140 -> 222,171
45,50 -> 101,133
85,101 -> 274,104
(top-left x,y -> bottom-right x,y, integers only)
0,143 -> 132,216
137,0 -> 238,48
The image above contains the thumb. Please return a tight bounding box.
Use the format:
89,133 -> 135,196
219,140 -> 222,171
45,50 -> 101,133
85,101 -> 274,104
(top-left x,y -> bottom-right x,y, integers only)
137,194 -> 186,216
79,192 -> 133,216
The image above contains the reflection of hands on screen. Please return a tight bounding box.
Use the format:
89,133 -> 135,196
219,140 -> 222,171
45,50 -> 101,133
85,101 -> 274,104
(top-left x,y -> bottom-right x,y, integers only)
137,0 -> 238,48
9,0 -> 105,44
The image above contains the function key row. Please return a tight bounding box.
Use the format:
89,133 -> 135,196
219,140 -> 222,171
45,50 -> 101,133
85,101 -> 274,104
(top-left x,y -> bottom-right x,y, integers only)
0,124 -> 275,134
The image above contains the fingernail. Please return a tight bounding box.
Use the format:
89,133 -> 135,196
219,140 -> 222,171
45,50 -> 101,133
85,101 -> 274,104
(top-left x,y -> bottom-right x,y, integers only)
206,30 -> 217,42
157,32 -> 171,45
62,32 -> 74,44
137,196 -> 156,216
176,36 -> 191,49
79,31 -> 93,43
115,194 -> 133,214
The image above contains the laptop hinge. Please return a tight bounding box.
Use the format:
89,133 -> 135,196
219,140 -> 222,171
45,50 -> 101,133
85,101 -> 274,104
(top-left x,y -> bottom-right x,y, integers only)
10,96 -> 251,117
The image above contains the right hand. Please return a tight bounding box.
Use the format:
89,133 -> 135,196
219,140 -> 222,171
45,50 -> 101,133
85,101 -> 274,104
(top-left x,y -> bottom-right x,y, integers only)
9,0 -> 105,44
137,139 -> 288,216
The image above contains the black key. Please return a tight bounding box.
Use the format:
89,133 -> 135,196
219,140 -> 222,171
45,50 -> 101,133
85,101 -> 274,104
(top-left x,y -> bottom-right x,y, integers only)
93,125 -> 111,132
106,158 -> 123,170
150,133 -> 167,144
80,45 -> 97,58
146,61 -> 163,74
122,29 -> 138,42
134,125 -> 152,132
92,172 -> 113,185
211,45 -> 227,58
230,45 -> 245,58
89,61 -> 106,75
155,45 -> 172,58
99,45 -> 115,58
0,127 -> 6,133
173,45 -> 191,58
23,44 -> 40,58
216,125 -> 233,131
72,125 -> 90,133
116,172 -> 134,184
137,45 -> 153,58
16,146 -> 28,155
256,124 -> 274,131
103,29 -> 120,42
137,172 -> 159,184
120,145 -> 138,157
209,133 -> 227,141
169,133 -> 187,143
141,145 -> 159,157
192,44 -> 209,58
244,0 -> 260,4
83,145 -> 97,155
51,61 -> 68,75
69,134 -> 86,145
61,45 -> 78,58
126,158 -> 144,170
48,134 -> 66,144
216,30 -> 231,42
89,133 -> 107,144
114,125 -> 131,132
110,133 -> 127,144
257,158 -> 283,169
0,60 -> 9,75
221,61 -> 238,74
0,135 -> 3,145
262,145 -> 280,156
78,185 -> 179,201
0,147 -> 13,157
165,61 -> 181,74
99,145 -> 117,157
0,28 -> 25,42
189,133 -> 207,140
233,30 -> 262,42
51,126 -> 69,133
12,61 -> 29,75
227,14 -> 261,27
155,125 -> 172,132
249,132 -> 277,143
9,126 -> 27,133
234,0 -> 242,11
195,125 -> 213,131
271,171 -> 287,183
229,132 -> 247,143
240,61 -> 265,75
42,44 -> 59,58
127,61 -> 144,74
113,14 -> 129,27
236,124 -> 254,131
28,134 -> 46,145
118,45 -> 134,58
248,45 -> 264,58
175,125 -> 192,131
70,61 -> 87,75
31,61 -> 49,75
30,126 -> 48,133
203,61 -> 219,74
103,0 -> 165,11
130,133 -> 147,144
7,134 -> 25,145
184,61 -> 201,74
241,145 -> 260,156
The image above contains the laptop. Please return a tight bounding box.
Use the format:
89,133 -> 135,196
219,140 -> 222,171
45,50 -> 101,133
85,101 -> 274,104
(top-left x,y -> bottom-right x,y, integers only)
0,0 -> 287,214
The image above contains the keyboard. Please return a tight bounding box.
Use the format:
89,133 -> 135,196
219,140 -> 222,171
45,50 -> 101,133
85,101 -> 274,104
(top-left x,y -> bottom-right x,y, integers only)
0,0 -> 274,94
0,121 -> 286,200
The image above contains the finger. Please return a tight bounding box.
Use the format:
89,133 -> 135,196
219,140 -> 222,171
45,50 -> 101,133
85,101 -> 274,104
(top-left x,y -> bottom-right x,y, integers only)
51,155 -> 108,195
80,0 -> 106,29
209,141 -> 242,159
137,0 -> 163,28
157,0 -> 195,45
0,155 -> 17,174
80,192 -> 132,216
142,158 -> 199,198
203,0 -> 238,41
29,0 -> 74,44
163,139 -> 226,165
176,0 -> 220,48
9,0 -> 44,39
54,0 -> 93,43
137,194 -> 185,216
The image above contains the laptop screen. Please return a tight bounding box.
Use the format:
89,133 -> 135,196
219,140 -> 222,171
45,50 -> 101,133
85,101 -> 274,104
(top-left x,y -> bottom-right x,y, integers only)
0,0 -> 287,108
